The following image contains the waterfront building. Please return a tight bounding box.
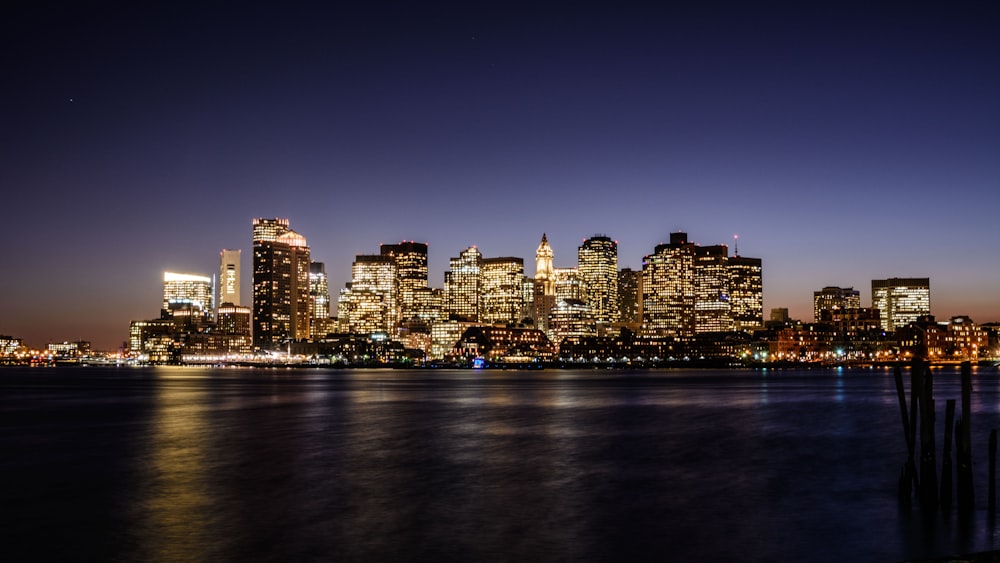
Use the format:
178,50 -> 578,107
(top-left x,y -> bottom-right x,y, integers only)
898,315 -> 986,361
694,245 -> 732,333
163,271 -> 214,324
219,249 -> 241,307
533,234 -> 557,331
444,246 -> 481,321
47,341 -> 91,358
336,255 -> 397,335
381,241 -> 429,324
479,257 -> 524,325
872,277 -> 931,331
729,255 -> 763,332
429,320 -> 477,360
252,218 -> 311,350
0,336 -> 23,357
129,319 -> 177,363
217,303 -> 252,336
617,268 -> 641,330
453,326 -> 556,363
578,235 -> 619,332
641,232 -> 695,338
813,286 -> 861,322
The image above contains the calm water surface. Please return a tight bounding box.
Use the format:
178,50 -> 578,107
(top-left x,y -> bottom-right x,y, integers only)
5,366 -> 1000,562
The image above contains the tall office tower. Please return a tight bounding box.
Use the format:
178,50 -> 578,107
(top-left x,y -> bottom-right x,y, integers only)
252,218 -> 311,350
444,246 -> 481,321
578,235 -> 620,332
872,277 -> 930,331
163,272 -> 214,328
729,255 -> 763,332
219,249 -> 241,307
694,245 -> 733,333
380,241 -> 429,324
533,234 -> 557,331
479,257 -> 525,325
336,255 -> 398,334
309,262 -> 330,320
813,286 -> 861,322
641,232 -> 696,338
554,267 -> 587,302
618,268 -> 641,328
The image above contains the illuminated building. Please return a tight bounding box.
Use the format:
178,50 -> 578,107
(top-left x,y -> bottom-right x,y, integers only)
219,249 -> 241,307
163,272 -> 214,324
728,256 -> 763,332
554,267 -> 587,302
252,218 -> 311,349
336,255 -> 397,334
898,315 -> 986,361
217,303 -> 252,336
547,299 -> 597,343
453,326 -> 556,363
578,235 -> 619,332
694,245 -> 732,333
0,336 -> 23,357
444,246 -> 481,321
479,257 -> 524,325
129,319 -> 177,363
872,277 -> 930,331
47,341 -> 91,358
617,268 -> 641,329
380,241 -> 429,324
641,232 -> 695,338
309,261 -> 331,324
813,287 -> 861,322
409,287 -> 444,328
533,234 -> 557,331
430,320 -> 476,360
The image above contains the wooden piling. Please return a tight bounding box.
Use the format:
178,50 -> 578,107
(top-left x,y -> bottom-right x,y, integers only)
918,361 -> 938,511
894,366 -> 918,500
941,399 -> 955,510
957,361 -> 974,514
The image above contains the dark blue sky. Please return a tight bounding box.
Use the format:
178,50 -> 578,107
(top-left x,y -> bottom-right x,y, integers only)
3,1 -> 998,349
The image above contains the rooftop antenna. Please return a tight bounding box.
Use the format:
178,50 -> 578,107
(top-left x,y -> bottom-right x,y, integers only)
734,234 -> 739,256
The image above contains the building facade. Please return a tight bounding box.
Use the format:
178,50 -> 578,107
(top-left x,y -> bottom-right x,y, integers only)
479,257 -> 524,325
578,235 -> 619,332
252,218 -> 311,350
813,286 -> 861,322
444,246 -> 481,321
872,277 -> 931,331
219,249 -> 241,307
532,234 -> 557,331
380,241 -> 429,324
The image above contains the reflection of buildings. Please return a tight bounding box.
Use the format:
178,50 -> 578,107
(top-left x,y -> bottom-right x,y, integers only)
872,277 -> 930,331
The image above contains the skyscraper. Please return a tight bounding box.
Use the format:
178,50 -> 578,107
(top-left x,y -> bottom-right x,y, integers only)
309,262 -> 331,339
694,245 -> 732,333
219,249 -> 241,306
479,257 -> 524,325
618,268 -> 641,329
252,218 -> 310,350
533,234 -> 556,331
728,255 -> 763,332
578,235 -> 619,332
641,232 -> 695,338
813,286 -> 861,322
872,277 -> 930,331
444,246 -> 481,321
380,241 -> 429,324
336,255 -> 397,334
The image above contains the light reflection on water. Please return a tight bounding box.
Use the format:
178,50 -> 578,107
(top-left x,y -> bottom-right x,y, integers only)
3,366 -> 1000,561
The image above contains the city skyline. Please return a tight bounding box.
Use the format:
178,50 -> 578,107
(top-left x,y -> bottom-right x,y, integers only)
3,2 -> 998,349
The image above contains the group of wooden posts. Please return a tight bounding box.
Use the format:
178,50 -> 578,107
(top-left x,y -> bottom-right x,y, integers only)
895,360 -> 997,514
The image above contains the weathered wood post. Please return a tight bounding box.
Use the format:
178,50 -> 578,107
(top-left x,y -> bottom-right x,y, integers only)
941,399 -> 956,510
894,366 -> 918,501
957,361 -> 974,514
990,429 -> 997,514
918,361 -> 938,510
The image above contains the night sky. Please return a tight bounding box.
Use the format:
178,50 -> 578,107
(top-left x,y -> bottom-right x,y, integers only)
3,1 -> 998,350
